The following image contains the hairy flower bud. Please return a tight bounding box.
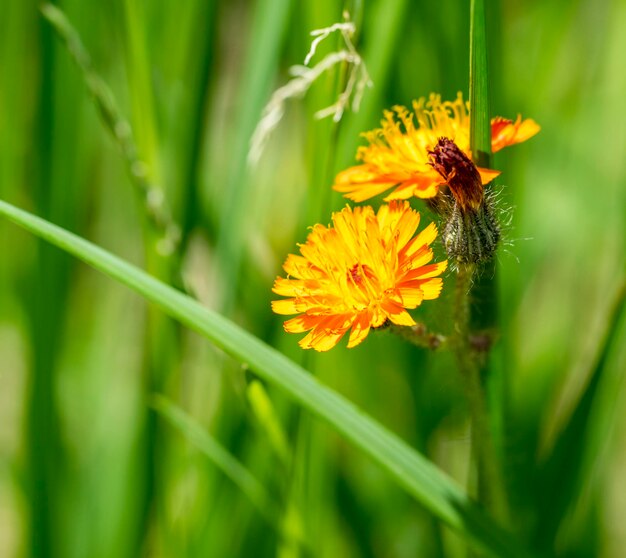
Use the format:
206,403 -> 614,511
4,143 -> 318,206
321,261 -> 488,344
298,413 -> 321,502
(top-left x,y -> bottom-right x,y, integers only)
429,138 -> 500,264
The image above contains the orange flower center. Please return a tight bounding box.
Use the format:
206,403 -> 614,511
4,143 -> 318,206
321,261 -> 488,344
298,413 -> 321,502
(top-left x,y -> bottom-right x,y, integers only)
348,264 -> 364,284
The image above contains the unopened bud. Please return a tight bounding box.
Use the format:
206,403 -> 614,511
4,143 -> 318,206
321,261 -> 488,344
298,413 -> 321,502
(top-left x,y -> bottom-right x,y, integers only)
429,138 -> 500,264
429,137 -> 483,211
442,199 -> 500,264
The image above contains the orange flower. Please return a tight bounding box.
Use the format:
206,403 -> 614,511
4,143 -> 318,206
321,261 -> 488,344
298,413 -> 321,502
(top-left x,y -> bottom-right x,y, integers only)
272,201 -> 447,352
333,93 -> 540,202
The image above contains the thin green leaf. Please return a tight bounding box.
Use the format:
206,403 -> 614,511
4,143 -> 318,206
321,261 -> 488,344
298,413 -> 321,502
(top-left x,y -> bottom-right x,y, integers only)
337,0 -> 408,169
535,282 -> 626,550
469,0 -> 491,168
40,3 -> 180,251
151,395 -> 282,527
0,199 -> 535,558
467,0 -> 509,526
122,0 -> 162,187
214,0 -> 293,314
247,381 -> 291,466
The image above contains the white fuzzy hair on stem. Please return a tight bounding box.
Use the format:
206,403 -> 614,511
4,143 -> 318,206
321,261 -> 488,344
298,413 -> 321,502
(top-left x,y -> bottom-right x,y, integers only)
248,12 -> 372,165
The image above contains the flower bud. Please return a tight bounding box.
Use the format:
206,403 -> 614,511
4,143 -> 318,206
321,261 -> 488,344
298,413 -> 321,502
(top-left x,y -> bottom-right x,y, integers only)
428,138 -> 500,264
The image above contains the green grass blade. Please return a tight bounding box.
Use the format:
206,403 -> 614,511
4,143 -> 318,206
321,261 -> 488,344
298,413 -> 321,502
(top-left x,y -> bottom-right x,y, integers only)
26,10 -> 75,555
247,381 -> 291,466
118,3 -> 182,552
151,395 -> 282,526
0,199 -> 535,558
214,0 -> 292,315
40,3 -> 180,251
467,0 -> 510,526
338,0 -> 408,169
469,0 -> 491,167
122,0 -> 162,189
534,282 -> 626,550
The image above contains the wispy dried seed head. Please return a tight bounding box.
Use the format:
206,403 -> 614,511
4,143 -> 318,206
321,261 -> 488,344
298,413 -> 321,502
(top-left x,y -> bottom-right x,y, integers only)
428,137 -> 483,212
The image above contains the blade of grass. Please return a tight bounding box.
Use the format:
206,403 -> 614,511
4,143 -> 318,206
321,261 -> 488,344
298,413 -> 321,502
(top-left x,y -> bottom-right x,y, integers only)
302,2 -> 351,227
173,1 -> 218,246
122,0 -> 161,190
214,0 -> 292,315
151,395 -> 282,527
120,0 -> 181,552
40,3 -> 180,252
466,0 -> 508,525
247,381 -> 291,466
337,0 -> 408,169
469,0 -> 491,168
27,19 -> 57,558
25,10 -> 80,555
534,282 -> 626,551
0,198 -> 536,558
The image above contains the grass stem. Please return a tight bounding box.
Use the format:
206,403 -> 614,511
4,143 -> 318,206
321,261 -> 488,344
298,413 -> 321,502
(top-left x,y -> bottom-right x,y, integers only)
453,265 -> 508,525
465,0 -> 509,527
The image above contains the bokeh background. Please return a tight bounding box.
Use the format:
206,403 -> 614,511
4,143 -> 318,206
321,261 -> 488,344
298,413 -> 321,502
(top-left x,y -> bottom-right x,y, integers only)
1,0 -> 625,556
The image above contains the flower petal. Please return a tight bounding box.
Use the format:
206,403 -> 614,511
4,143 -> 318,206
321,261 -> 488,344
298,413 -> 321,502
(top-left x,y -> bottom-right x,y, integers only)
272,277 -> 324,297
401,221 -> 438,260
381,299 -> 416,326
298,314 -> 352,352
477,167 -> 501,185
395,287 -> 424,308
347,310 -> 373,348
419,277 -> 444,300
282,254 -> 324,279
491,115 -> 540,152
271,299 -> 299,315
402,260 -> 448,281
283,314 -> 320,333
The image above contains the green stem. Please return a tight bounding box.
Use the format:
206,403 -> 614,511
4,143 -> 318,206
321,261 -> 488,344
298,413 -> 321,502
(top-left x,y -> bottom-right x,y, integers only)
121,1 -> 181,552
26,14 -> 67,557
469,0 -> 491,165
454,265 -> 508,525
389,323 -> 446,350
40,4 -> 181,255
467,0 -> 509,528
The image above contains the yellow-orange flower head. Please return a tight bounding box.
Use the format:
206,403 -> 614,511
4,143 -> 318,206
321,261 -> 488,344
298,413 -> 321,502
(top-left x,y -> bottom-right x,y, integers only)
272,201 -> 447,352
333,92 -> 540,203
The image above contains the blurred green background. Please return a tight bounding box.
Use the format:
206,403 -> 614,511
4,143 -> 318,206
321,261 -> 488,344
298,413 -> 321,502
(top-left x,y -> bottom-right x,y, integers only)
1,0 -> 625,556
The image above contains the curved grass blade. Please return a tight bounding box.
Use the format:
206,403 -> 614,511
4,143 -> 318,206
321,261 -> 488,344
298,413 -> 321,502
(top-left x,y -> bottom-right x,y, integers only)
153,395 -> 307,550
534,282 -> 626,551
151,395 -> 282,527
247,380 -> 291,466
0,199 -> 535,558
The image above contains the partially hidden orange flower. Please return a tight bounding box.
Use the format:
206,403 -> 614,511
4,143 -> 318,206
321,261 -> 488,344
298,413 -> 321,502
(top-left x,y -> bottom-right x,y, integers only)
333,93 -> 540,203
271,201 -> 447,352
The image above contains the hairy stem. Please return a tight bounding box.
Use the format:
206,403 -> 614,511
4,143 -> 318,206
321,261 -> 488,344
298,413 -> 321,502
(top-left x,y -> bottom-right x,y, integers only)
388,323 -> 446,350
454,264 -> 508,524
